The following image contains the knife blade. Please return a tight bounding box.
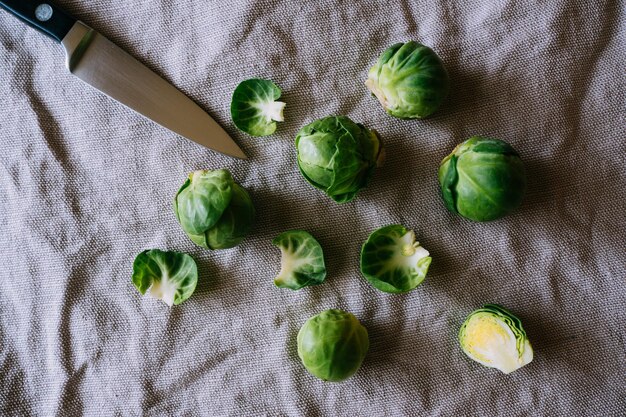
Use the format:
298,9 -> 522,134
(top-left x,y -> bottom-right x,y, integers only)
0,0 -> 246,159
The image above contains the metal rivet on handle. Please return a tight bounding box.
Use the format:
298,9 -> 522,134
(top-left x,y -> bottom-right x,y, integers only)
35,4 -> 53,22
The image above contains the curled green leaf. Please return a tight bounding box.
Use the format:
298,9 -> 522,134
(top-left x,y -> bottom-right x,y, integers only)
272,230 -> 326,290
360,224 -> 431,293
131,249 -> 198,306
231,78 -> 285,136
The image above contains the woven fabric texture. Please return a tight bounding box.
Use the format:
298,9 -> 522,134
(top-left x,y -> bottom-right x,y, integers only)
1,0 -> 625,415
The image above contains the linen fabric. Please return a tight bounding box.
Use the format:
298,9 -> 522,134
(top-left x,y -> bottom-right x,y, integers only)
0,0 -> 624,415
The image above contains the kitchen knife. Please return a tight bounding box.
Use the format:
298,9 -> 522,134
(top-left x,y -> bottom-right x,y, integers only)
0,0 -> 247,159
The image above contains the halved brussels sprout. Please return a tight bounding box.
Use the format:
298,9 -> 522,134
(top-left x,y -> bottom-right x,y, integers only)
131,249 -> 198,306
366,41 -> 449,119
295,116 -> 384,203
174,169 -> 255,249
272,230 -> 326,290
231,78 -> 285,136
360,225 -> 431,294
297,309 -> 369,382
439,136 -> 526,222
459,304 -> 534,374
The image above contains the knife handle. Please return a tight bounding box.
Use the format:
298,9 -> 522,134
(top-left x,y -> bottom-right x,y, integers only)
0,0 -> 76,42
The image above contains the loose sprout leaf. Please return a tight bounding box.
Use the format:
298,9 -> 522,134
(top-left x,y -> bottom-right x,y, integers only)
174,169 -> 255,250
231,78 -> 286,137
438,136 -> 526,222
295,116 -> 382,203
458,304 -> 534,374
360,224 -> 431,293
272,230 -> 326,290
131,249 -> 198,306
297,309 -> 369,382
366,41 -> 449,119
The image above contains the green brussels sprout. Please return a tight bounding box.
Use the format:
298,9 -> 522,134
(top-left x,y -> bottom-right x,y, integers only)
272,230 -> 326,290
459,304 -> 534,374
438,136 -> 526,222
174,169 -> 255,249
132,249 -> 198,306
366,41 -> 449,119
231,78 -> 285,136
360,224 -> 431,293
297,309 -> 369,382
295,116 -> 383,203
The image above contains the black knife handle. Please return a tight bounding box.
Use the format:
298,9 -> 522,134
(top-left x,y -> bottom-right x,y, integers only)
0,0 -> 76,42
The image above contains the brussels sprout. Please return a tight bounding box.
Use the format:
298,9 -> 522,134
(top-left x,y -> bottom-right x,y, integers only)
231,79 -> 285,136
132,249 -> 198,306
297,309 -> 369,382
366,41 -> 449,119
438,136 -> 526,222
360,225 -> 431,293
459,304 -> 534,374
174,169 -> 255,249
272,230 -> 326,290
295,116 -> 383,203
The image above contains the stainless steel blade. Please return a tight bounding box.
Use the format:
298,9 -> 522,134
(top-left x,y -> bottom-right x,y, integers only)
61,22 -> 246,159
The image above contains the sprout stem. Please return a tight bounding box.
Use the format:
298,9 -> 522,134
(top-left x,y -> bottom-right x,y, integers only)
259,101 -> 286,122
402,242 -> 419,257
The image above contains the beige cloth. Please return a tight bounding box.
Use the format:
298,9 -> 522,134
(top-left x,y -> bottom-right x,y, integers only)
0,0 -> 625,415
